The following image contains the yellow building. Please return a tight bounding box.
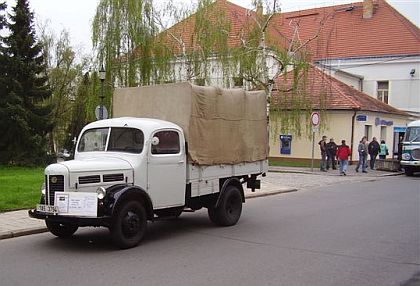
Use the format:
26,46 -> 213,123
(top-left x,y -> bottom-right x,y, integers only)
270,66 -> 412,163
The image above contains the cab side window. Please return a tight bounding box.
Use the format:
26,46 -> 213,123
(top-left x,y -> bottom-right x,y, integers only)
151,131 -> 180,155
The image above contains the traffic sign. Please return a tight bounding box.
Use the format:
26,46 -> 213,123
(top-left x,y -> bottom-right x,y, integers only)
311,112 -> 320,127
95,105 -> 108,120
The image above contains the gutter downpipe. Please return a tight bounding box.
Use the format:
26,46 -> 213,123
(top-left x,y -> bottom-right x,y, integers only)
350,108 -> 361,164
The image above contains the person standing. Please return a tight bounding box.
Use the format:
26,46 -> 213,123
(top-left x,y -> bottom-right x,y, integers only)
355,136 -> 368,173
326,138 -> 338,170
319,135 -> 327,172
379,140 -> 389,159
368,137 -> 380,170
336,140 -> 351,175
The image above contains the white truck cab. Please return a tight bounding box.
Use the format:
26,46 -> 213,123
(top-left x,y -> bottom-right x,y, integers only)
400,120 -> 420,176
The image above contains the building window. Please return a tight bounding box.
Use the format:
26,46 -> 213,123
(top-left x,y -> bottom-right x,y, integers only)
380,126 -> 387,141
377,81 -> 389,104
194,78 -> 205,86
365,125 -> 372,141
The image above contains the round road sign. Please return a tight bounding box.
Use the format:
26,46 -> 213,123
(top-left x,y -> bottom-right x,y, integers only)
311,112 -> 320,127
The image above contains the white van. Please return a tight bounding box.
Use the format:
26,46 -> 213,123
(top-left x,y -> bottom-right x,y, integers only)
400,120 -> 420,176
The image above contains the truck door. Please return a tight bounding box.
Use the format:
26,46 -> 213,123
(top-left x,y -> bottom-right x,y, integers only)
147,129 -> 186,208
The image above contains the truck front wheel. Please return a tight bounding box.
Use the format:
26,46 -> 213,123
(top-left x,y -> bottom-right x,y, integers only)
110,200 -> 147,249
45,221 -> 78,238
404,167 -> 415,176
208,185 -> 242,226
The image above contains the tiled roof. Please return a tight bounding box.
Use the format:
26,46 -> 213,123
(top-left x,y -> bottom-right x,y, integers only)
159,0 -> 419,59
270,0 -> 420,60
157,0 -> 257,54
272,65 -> 409,116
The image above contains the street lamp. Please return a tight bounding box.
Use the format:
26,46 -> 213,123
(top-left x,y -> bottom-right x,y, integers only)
99,65 -> 106,120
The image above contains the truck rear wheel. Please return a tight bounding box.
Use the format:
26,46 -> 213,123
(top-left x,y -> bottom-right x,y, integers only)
208,185 -> 242,226
45,221 -> 78,238
110,200 -> 147,249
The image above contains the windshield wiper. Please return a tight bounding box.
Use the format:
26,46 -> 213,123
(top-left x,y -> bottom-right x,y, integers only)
410,135 -> 420,143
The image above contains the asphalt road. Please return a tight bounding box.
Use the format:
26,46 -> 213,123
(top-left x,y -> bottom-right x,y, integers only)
0,175 -> 419,286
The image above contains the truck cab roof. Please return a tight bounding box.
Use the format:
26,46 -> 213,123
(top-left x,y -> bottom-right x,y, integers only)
82,117 -> 183,135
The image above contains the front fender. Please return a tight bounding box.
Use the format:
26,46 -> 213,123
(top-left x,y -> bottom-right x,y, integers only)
104,184 -> 154,220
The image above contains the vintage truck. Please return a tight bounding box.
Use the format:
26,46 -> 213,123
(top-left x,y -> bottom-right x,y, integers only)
401,119 -> 420,176
29,83 -> 269,248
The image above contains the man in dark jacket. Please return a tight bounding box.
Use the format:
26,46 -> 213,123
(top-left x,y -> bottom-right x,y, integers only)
319,136 -> 327,171
368,137 -> 380,170
326,138 -> 338,170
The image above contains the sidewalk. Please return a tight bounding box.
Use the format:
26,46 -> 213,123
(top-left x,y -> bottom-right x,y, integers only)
0,166 -> 402,240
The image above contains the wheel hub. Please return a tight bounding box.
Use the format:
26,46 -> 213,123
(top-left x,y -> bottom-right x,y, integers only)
122,211 -> 140,236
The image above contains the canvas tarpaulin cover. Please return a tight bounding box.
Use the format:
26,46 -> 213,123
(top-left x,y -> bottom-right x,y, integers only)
113,82 -> 268,165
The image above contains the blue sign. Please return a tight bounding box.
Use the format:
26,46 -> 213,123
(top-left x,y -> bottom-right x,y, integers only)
394,127 -> 406,133
375,117 -> 393,126
356,115 -> 367,122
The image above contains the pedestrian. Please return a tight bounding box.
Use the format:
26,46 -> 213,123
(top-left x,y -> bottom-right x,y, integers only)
336,139 -> 351,175
368,137 -> 380,170
355,136 -> 368,173
326,138 -> 338,170
379,140 -> 389,159
397,135 -> 403,161
319,135 -> 328,172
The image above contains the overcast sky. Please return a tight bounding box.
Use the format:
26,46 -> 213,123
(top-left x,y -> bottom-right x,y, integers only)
4,0 -> 420,54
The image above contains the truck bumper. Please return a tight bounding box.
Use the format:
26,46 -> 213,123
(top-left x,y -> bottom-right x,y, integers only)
28,209 -> 111,227
400,161 -> 420,167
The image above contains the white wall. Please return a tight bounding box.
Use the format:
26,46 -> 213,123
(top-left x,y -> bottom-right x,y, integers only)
321,56 -> 420,114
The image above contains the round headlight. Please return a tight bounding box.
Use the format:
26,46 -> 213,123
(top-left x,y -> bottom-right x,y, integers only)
96,187 -> 106,200
40,182 -> 46,195
402,153 -> 411,160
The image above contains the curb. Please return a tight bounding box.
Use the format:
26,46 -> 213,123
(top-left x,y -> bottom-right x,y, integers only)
245,188 -> 298,199
268,169 -> 404,177
0,227 -> 47,240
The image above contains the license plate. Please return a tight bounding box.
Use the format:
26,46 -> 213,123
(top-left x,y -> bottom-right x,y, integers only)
36,204 -> 58,214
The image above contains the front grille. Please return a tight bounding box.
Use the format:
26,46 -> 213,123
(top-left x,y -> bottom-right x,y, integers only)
48,175 -> 64,205
103,173 -> 124,182
412,148 -> 420,160
78,175 -> 101,184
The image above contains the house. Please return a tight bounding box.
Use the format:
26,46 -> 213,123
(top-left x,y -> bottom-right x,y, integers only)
132,0 -> 418,162
271,0 -> 420,116
270,65 -> 410,163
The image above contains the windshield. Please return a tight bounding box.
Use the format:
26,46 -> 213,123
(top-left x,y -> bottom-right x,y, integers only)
78,127 -> 144,154
404,127 -> 420,143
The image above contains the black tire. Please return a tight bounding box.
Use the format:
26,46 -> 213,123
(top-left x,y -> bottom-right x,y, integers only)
208,185 -> 242,226
110,200 -> 147,249
45,220 -> 78,238
404,167 -> 414,176
207,207 -> 220,224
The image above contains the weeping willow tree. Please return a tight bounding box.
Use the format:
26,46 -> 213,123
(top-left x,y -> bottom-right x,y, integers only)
227,0 -> 326,137
92,0 -> 156,120
91,0 -> 326,137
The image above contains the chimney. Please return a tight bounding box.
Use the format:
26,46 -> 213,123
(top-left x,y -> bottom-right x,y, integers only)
363,0 -> 373,19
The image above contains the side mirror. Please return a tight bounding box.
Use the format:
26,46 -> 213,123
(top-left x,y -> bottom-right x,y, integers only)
151,137 -> 160,146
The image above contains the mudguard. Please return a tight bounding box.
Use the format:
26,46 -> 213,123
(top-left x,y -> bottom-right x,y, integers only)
104,184 -> 154,220
215,177 -> 244,208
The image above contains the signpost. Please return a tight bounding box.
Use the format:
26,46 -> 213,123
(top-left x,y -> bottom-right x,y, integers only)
310,112 -> 320,172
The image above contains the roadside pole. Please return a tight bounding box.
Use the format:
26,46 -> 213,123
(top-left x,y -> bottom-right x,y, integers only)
310,112 -> 320,172
311,129 -> 315,172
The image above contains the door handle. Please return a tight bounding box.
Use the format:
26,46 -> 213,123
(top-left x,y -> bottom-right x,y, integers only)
178,160 -> 185,164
